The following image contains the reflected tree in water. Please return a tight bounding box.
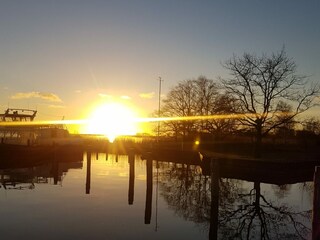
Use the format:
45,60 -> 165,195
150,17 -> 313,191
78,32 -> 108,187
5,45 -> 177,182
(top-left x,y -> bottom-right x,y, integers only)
299,182 -> 314,195
158,163 -> 311,239
271,184 -> 292,199
159,162 -> 211,223
158,162 -> 241,226
219,181 -> 311,240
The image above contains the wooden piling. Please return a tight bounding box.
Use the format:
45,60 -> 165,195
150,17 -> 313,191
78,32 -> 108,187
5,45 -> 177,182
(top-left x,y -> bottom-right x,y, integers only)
144,158 -> 153,224
128,153 -> 135,205
313,166 -> 320,240
86,152 -> 91,194
209,158 -> 219,240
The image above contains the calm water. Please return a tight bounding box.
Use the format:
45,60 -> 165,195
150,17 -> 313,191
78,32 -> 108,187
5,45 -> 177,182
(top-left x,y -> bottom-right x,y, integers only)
0,150 -> 313,240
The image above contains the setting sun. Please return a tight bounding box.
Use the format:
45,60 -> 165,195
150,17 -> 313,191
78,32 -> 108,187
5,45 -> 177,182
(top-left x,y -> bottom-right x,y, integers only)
85,102 -> 138,142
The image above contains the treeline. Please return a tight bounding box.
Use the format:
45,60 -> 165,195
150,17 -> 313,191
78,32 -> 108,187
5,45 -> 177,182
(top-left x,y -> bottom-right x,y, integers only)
156,49 -> 320,157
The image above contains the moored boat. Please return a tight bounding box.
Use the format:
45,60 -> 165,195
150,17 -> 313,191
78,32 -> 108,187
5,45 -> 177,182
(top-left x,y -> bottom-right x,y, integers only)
0,108 -> 83,146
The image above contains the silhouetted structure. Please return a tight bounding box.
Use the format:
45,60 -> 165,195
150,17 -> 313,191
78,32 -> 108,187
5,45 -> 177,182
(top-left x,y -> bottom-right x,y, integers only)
144,158 -> 153,224
313,166 -> 320,240
128,152 -> 135,205
86,152 -> 92,194
209,160 -> 219,240
0,108 -> 37,122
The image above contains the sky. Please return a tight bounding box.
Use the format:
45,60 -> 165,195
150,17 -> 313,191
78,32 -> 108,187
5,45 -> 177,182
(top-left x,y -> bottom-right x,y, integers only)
0,0 -> 319,130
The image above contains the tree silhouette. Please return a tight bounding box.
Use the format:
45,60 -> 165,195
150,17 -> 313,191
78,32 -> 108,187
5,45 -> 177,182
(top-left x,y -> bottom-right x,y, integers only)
160,76 -> 237,139
161,79 -> 198,138
221,48 -> 319,157
302,117 -> 320,135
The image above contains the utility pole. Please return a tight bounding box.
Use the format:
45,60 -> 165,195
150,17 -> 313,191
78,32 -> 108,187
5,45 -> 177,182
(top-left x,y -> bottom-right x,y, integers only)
156,76 -> 163,232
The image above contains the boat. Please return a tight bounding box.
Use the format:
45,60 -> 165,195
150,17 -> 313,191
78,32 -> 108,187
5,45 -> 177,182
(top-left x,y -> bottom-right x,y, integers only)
0,108 -> 83,146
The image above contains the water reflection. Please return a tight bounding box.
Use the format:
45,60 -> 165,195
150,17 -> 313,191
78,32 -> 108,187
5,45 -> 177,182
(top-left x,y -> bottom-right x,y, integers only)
0,147 -> 315,239
0,148 -> 83,190
144,158 -> 153,224
210,160 -> 219,239
219,181 -> 311,239
156,155 -> 313,239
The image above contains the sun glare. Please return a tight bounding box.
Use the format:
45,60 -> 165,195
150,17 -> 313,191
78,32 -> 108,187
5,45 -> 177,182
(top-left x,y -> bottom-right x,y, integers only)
85,102 -> 138,142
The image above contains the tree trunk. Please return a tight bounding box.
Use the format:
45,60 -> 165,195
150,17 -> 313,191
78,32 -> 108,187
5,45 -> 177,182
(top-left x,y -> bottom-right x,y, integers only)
254,181 -> 260,209
254,123 -> 263,158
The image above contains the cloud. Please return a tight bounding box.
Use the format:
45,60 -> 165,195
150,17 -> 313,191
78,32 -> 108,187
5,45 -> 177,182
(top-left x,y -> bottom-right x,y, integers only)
139,92 -> 155,99
121,95 -> 131,100
98,93 -> 112,98
75,90 -> 82,93
11,91 -> 62,102
48,104 -> 66,109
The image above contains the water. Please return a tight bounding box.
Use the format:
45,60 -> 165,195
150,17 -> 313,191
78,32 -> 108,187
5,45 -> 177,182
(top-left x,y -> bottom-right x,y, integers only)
0,150 -> 313,239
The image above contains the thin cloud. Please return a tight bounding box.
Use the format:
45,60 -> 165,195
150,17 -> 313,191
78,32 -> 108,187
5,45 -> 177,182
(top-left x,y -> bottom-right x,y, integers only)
11,91 -> 62,102
98,93 -> 112,98
48,104 -> 66,109
139,92 -> 155,99
121,95 -> 131,100
75,90 -> 82,93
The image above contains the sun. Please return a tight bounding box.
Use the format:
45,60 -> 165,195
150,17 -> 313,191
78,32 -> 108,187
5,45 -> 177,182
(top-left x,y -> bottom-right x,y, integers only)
85,102 -> 138,142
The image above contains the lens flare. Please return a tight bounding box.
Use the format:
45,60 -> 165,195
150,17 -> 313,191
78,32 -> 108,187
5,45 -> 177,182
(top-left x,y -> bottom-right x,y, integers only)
0,112 -> 291,132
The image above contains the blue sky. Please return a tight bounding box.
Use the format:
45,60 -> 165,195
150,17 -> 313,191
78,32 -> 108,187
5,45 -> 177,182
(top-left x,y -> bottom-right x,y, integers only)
0,0 -> 319,122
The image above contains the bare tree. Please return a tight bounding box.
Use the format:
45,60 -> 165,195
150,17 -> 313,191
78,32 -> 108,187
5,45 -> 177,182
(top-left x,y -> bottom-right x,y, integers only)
203,94 -> 238,139
194,76 -> 218,131
301,117 -> 320,135
221,48 -> 319,157
274,101 -> 296,142
161,79 -> 198,138
160,76 -> 237,140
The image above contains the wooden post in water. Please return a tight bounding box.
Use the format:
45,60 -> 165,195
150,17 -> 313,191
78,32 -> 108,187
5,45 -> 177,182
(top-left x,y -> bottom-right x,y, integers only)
209,158 -> 219,240
52,160 -> 59,185
313,166 -> 320,240
86,152 -> 92,194
144,158 -> 153,224
128,152 -> 135,205
53,145 -> 58,185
